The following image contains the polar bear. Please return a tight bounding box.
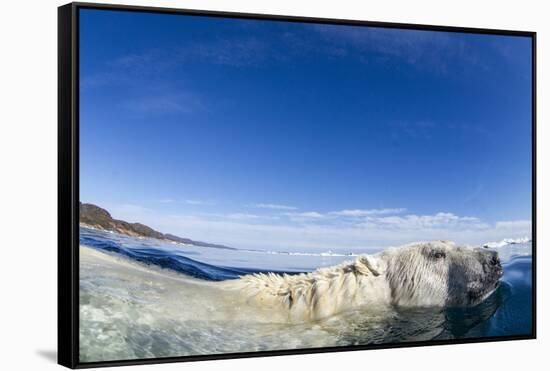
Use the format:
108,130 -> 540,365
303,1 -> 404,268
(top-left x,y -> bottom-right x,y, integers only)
223,241 -> 503,322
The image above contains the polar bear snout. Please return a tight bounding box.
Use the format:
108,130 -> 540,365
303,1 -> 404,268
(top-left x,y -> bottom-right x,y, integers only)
477,249 -> 503,280
452,248 -> 503,306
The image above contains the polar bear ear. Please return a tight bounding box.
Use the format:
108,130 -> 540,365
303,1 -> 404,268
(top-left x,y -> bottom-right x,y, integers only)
355,256 -> 381,277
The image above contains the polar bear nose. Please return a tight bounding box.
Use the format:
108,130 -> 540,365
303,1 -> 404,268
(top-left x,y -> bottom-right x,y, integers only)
489,255 -> 500,267
479,249 -> 502,277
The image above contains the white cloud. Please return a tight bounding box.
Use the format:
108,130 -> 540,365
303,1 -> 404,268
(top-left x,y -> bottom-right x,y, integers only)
361,212 -> 487,230
280,208 -> 407,222
329,208 -> 406,217
102,203 -> 532,253
159,198 -> 175,204
284,211 -> 324,219
185,199 -> 214,206
148,211 -> 532,252
310,25 -> 485,75
495,220 -> 532,230
225,213 -> 262,220
254,203 -> 298,210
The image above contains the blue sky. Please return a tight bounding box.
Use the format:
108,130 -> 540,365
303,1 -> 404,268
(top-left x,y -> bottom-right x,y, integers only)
79,9 -> 532,251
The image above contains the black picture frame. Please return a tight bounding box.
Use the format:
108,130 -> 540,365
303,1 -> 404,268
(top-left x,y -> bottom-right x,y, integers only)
58,2 -> 537,369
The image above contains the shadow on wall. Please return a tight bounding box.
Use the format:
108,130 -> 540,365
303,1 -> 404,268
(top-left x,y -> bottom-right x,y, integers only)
36,350 -> 57,363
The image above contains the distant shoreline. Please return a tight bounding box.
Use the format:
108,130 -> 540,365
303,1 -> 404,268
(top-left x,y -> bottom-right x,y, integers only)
79,202 -> 235,250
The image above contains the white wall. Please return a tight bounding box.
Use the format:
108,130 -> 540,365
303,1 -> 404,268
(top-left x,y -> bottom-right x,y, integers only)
0,0 -> 546,370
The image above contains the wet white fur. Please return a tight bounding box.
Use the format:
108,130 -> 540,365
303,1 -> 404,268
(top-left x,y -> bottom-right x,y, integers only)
223,241 -> 498,322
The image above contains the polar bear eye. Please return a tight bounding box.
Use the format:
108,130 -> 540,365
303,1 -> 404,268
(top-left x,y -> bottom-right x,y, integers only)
430,251 -> 446,259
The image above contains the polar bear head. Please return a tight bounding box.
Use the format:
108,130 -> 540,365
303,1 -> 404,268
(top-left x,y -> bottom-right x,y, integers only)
378,241 -> 503,307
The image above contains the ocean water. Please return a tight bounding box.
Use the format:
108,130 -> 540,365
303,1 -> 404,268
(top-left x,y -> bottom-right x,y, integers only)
79,227 -> 533,362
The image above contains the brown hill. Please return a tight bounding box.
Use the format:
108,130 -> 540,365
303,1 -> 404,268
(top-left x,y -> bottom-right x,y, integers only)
79,202 -> 234,250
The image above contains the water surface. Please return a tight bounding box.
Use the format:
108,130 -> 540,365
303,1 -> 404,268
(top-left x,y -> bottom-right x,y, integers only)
79,227 -> 533,362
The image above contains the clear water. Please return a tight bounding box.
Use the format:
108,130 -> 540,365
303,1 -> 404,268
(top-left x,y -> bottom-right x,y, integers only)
79,227 -> 533,362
